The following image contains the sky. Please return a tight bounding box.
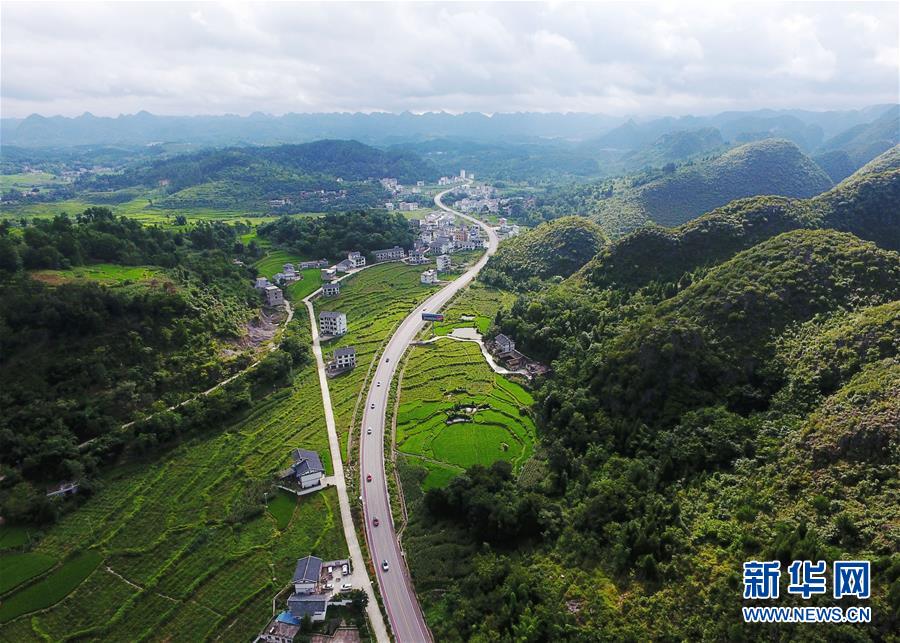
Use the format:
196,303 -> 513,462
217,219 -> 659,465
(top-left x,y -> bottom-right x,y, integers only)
1,1 -> 898,119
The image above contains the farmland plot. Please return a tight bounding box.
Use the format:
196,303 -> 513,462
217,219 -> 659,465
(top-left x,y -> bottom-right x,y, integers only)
0,317 -> 347,641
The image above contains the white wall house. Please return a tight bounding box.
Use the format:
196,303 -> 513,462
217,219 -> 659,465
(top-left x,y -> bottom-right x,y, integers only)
373,246 -> 406,261
319,311 -> 348,336
436,255 -> 452,272
322,282 -> 341,297
348,251 -> 366,269
264,285 -> 284,306
420,269 -> 438,284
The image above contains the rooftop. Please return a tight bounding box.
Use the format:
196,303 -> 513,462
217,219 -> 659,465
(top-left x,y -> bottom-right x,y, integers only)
334,346 -> 356,357
292,555 -> 324,584
291,449 -> 325,476
320,311 -> 345,319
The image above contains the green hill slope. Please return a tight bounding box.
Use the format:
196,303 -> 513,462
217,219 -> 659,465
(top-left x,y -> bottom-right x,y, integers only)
593,139 -> 833,230
481,216 -> 607,290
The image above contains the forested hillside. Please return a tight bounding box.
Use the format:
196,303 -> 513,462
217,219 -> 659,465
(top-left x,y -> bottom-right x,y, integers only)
413,163 -> 900,640
481,216 -> 606,291
0,209 -> 307,523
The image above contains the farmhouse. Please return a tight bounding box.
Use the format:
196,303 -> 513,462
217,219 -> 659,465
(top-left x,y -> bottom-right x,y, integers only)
398,202 -> 419,211
432,236 -> 454,254
348,251 -> 366,269
321,268 -> 337,282
373,246 -> 406,261
255,276 -> 270,289
259,613 -> 301,643
264,285 -> 284,307
408,250 -> 428,265
436,254 -> 452,272
420,269 -> 438,285
319,311 -> 348,336
300,258 -> 329,269
335,259 -> 353,273
328,346 -> 357,374
495,334 -> 515,353
280,449 -> 325,490
322,282 -> 341,297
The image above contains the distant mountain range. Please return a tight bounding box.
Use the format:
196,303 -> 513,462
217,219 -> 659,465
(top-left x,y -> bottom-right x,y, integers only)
2,105 -> 896,150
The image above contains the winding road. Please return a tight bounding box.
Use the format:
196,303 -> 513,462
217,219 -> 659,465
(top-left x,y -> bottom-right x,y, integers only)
359,187 -> 499,642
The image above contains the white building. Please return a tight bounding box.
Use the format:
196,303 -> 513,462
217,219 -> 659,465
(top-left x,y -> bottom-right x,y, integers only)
436,255 -> 452,272
322,282 -> 341,297
321,267 -> 337,282
373,246 -> 406,262
285,450 -> 325,490
319,311 -> 348,336
348,251 -> 366,269
301,259 -> 329,269
420,269 -> 438,284
408,250 -> 428,265
255,276 -> 270,289
329,346 -> 357,372
264,285 -> 284,307
385,202 -> 395,210
399,202 -> 419,211
460,169 -> 466,179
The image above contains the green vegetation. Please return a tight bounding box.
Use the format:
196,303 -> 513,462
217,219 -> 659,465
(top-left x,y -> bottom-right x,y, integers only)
396,340 -> 535,488
0,552 -> 57,594
416,219 -> 900,640
431,282 -> 515,336
30,263 -> 164,285
314,262 -> 440,458
531,139 -> 834,236
0,551 -> 101,624
481,216 -> 607,291
0,315 -> 346,639
259,210 -> 415,261
253,249 -> 323,300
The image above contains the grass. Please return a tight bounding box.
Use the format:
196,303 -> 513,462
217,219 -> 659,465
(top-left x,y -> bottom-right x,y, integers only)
0,172 -> 66,190
0,551 -> 102,624
0,552 -> 57,595
396,340 -> 536,489
267,490 -> 298,531
0,316 -> 348,639
29,264 -> 166,286
0,526 -> 33,550
253,249 -> 324,301
313,262 -> 442,461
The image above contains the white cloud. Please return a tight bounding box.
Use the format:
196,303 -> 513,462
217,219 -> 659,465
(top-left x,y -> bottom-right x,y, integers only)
0,1 -> 897,118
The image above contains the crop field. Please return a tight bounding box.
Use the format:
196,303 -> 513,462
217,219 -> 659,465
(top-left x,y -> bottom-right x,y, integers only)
431,282 -> 516,336
29,264 -> 166,286
0,188 -> 277,225
0,172 -> 67,190
314,262 -> 441,460
253,250 -> 323,301
396,339 -> 535,490
0,317 -> 348,641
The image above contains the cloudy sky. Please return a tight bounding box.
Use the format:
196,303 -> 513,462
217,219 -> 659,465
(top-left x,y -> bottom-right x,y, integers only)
1,1 -> 898,118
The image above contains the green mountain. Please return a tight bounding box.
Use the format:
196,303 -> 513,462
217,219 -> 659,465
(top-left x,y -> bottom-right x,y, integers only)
818,105 -> 899,167
593,139 -> 833,231
81,139 -> 438,211
619,127 -> 726,171
580,144 -> 900,293
423,225 -> 900,641
481,216 -> 607,290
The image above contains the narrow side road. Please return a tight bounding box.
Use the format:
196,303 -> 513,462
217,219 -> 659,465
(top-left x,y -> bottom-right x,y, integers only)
358,186 -> 500,642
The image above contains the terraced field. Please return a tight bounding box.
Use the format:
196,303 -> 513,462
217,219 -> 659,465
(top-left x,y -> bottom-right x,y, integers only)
313,262 -> 441,460
0,317 -> 346,642
29,264 -> 166,285
396,340 -> 535,490
430,282 -> 516,336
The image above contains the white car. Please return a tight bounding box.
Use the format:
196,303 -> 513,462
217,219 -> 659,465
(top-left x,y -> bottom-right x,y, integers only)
341,582 -> 353,590
324,582 -> 334,590
377,381 -> 381,387
370,403 -> 375,409
367,427 -> 372,435
382,560 -> 390,572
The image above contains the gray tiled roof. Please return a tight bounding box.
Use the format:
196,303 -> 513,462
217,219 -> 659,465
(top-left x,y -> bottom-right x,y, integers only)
291,449 -> 324,476
334,347 -> 356,357
287,592 -> 328,618
319,311 -> 345,319
292,556 -> 323,583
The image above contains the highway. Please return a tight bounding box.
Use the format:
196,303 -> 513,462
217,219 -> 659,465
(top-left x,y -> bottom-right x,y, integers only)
359,186 -> 499,642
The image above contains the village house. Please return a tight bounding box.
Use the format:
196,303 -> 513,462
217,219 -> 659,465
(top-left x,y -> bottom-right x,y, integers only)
398,202 -> 419,211
321,267 -> 337,282
319,311 -> 348,336
259,614 -> 300,643
436,255 -> 452,272
335,259 -> 353,273
322,281 -> 341,297
348,251 -> 366,269
328,346 -> 357,374
495,333 -> 515,354
432,236 -> 454,254
385,202 -> 395,210
373,246 -> 406,262
300,259 -> 329,270
280,449 -> 325,490
264,285 -> 284,307
420,269 -> 438,284
408,249 -> 428,265
255,276 -> 270,289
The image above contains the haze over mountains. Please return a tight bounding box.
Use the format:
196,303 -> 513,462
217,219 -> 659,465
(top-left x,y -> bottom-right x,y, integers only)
2,105 -> 897,150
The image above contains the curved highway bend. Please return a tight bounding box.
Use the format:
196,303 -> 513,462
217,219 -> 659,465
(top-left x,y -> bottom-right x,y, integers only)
359,187 -> 500,642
